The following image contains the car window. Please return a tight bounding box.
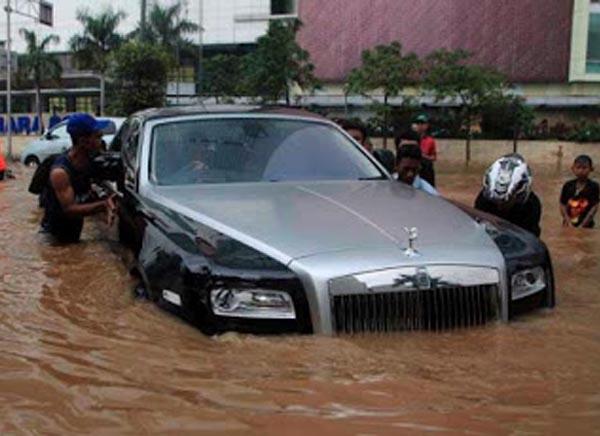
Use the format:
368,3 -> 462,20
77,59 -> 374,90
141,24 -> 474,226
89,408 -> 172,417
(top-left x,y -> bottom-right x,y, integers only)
150,118 -> 385,185
50,123 -> 69,139
124,119 -> 141,167
110,120 -> 129,152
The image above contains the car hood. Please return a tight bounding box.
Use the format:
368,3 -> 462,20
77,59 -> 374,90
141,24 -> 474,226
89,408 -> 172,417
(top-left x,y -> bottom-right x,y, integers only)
152,180 -> 500,266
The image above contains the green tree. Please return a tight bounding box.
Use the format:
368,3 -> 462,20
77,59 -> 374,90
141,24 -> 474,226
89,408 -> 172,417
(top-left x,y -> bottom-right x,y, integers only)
17,29 -> 62,133
423,49 -> 506,163
203,54 -> 243,103
346,42 -> 420,148
146,1 -> 199,101
69,7 -> 126,115
480,94 -> 534,149
242,19 -> 318,105
146,1 -> 199,52
109,41 -> 172,115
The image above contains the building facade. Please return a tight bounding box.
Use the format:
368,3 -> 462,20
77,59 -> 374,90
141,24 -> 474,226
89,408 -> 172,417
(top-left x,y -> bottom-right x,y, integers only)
0,0 -> 299,124
296,0 -> 600,114
0,0 -> 597,126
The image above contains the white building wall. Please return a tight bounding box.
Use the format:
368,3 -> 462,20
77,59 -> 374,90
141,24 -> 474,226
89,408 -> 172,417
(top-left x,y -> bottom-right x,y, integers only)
202,0 -> 272,45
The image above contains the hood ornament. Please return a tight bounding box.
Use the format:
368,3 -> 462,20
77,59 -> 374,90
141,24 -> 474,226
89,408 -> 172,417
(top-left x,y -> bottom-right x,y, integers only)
403,227 -> 420,258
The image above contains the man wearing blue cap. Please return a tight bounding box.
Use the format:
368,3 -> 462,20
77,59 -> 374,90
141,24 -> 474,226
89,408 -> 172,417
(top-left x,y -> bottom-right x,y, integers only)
41,113 -> 117,243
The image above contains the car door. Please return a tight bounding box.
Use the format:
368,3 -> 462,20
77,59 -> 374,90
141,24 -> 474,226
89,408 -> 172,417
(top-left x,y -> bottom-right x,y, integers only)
117,118 -> 145,251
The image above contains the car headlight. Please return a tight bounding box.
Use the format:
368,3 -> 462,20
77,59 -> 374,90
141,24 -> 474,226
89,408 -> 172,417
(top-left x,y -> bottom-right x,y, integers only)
511,267 -> 546,300
210,288 -> 296,319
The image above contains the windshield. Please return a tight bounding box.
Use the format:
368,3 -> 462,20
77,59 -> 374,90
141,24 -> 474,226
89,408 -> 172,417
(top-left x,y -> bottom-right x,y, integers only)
150,118 -> 385,185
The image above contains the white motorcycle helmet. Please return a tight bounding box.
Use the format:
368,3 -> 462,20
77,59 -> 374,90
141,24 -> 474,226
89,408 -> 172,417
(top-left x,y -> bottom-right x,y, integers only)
483,154 -> 532,205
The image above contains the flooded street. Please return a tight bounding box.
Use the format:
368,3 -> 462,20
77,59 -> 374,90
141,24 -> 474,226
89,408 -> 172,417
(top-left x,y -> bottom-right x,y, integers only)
1,157 -> 599,435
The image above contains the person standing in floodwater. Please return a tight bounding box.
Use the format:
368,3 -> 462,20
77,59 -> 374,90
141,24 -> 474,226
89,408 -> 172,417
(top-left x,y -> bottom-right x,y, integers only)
560,155 -> 599,228
412,114 -> 437,187
0,146 -> 6,181
475,154 -> 542,237
338,118 -> 373,154
41,113 -> 117,243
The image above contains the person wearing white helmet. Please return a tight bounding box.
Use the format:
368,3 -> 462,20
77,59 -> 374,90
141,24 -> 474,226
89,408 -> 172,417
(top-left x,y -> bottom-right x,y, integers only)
474,153 -> 542,237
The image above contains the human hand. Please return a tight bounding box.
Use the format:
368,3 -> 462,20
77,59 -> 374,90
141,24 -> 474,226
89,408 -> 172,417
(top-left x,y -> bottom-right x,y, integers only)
105,194 -> 118,226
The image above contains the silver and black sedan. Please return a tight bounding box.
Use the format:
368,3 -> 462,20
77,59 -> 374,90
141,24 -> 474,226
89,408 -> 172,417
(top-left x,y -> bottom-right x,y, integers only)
112,105 -> 554,335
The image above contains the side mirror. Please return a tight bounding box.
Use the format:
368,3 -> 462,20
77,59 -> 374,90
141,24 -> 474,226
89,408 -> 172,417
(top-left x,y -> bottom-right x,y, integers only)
91,151 -> 123,182
45,132 -> 57,140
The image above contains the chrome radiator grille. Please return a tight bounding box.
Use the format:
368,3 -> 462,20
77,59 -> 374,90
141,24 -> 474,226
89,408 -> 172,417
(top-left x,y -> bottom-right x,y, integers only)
331,285 -> 499,334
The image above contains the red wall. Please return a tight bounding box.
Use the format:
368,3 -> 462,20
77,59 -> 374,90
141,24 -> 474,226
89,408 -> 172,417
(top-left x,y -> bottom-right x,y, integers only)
297,0 -> 573,83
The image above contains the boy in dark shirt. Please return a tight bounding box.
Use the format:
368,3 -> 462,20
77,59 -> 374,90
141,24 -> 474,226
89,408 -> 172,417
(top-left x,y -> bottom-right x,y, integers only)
560,155 -> 599,228
475,154 -> 542,237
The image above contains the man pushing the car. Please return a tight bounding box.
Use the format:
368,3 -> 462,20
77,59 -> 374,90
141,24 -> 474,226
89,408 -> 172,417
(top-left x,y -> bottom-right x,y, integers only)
40,113 -> 117,243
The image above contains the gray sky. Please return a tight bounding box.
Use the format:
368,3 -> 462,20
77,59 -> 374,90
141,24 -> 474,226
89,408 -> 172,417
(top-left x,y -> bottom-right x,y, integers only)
0,0 -> 199,52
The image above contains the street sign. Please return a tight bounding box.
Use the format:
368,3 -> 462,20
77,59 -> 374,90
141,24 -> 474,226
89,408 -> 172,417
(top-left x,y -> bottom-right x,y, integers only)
39,1 -> 52,26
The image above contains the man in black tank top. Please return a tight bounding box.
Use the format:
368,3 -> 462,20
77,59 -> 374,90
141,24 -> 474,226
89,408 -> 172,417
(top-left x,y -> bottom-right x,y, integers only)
41,113 -> 117,243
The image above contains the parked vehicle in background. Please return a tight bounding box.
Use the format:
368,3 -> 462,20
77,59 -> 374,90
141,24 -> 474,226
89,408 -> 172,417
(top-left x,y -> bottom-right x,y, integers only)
20,117 -> 126,166
112,105 -> 555,335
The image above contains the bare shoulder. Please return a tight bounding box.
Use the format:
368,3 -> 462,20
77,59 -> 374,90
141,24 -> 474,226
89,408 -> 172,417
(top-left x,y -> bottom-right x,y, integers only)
49,167 -> 70,190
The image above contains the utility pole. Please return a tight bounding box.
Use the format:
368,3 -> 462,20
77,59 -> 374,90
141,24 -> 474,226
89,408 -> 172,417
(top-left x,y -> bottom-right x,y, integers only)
140,0 -> 147,40
3,0 -> 53,160
5,0 -> 11,159
197,0 -> 203,100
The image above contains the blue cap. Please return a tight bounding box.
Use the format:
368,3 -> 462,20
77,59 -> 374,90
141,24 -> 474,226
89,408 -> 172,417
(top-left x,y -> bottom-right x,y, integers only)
66,113 -> 111,137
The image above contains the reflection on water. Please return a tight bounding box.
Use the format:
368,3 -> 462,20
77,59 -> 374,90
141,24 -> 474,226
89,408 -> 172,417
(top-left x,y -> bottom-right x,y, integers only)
1,161 -> 599,434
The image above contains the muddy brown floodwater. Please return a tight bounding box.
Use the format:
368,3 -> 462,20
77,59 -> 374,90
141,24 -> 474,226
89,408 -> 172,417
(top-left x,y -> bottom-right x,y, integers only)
1,158 -> 599,435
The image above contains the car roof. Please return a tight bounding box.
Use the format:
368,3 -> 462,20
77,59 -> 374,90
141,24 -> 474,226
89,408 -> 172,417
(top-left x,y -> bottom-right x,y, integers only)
132,104 -> 329,123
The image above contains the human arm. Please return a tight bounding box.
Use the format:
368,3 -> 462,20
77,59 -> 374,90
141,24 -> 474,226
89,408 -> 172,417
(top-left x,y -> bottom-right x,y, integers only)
522,194 -> 542,237
579,204 -> 598,228
474,191 -> 487,211
560,204 -> 573,227
50,168 -> 116,221
559,182 -> 573,227
579,183 -> 599,228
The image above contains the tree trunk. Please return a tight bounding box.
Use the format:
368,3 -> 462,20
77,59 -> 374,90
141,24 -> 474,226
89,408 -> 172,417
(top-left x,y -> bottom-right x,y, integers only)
344,92 -> 348,117
466,130 -> 471,165
464,108 -> 471,165
513,124 -> 519,154
35,84 -> 42,134
100,74 -> 106,116
383,94 -> 389,149
285,85 -> 290,107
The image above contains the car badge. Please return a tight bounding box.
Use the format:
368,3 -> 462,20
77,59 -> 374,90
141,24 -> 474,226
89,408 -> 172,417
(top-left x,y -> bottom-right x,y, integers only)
403,226 -> 420,258
415,267 -> 431,289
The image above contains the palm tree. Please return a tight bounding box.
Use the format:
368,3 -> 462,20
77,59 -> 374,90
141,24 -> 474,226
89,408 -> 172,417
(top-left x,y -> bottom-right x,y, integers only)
69,8 -> 126,115
18,30 -> 62,133
147,2 -> 199,52
146,2 -> 199,103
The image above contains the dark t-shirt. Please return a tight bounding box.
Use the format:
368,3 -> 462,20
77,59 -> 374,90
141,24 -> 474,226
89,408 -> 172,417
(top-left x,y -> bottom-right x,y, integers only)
560,179 -> 599,228
475,191 -> 542,237
41,154 -> 92,243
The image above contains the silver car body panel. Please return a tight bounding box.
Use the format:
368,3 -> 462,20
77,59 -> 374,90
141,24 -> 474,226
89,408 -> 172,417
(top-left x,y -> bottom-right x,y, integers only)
136,113 -> 509,334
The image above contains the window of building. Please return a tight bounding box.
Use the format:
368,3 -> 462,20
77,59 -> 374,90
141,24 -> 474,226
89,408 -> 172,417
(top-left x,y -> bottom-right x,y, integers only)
271,0 -> 296,15
76,96 -> 98,114
13,96 -> 31,113
587,6 -> 600,73
169,66 -> 196,82
48,96 -> 66,113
